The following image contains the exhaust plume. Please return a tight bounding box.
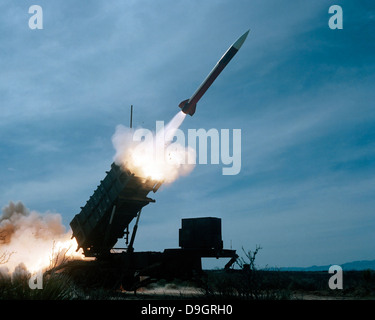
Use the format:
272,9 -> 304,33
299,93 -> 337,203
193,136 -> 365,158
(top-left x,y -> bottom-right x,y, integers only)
0,201 -> 83,275
112,111 -> 196,183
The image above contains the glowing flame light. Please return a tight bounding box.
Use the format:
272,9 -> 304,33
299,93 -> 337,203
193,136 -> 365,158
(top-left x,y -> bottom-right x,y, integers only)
112,111 -> 196,183
0,202 -> 85,275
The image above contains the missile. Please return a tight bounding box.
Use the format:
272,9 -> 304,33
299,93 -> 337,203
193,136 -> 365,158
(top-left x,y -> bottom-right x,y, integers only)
179,29 -> 250,116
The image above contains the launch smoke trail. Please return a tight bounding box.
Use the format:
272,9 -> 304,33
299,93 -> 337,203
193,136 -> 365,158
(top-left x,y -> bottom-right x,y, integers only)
163,111 -> 187,142
0,201 -> 83,274
112,111 -> 196,183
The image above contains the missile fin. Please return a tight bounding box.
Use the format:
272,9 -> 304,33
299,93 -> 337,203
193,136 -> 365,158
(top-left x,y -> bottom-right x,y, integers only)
179,99 -> 189,109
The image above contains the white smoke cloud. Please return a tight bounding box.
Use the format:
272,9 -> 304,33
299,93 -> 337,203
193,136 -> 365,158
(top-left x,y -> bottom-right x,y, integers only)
112,111 -> 196,183
0,201 -> 83,275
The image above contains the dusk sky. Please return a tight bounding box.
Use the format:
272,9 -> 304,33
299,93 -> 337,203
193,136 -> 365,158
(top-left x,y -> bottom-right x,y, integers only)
1,0 -> 374,269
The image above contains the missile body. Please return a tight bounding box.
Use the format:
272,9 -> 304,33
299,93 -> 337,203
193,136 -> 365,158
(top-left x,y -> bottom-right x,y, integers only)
179,30 -> 249,116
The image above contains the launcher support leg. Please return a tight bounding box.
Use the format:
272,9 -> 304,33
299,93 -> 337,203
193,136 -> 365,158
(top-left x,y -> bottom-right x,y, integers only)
103,205 -> 116,247
127,209 -> 142,254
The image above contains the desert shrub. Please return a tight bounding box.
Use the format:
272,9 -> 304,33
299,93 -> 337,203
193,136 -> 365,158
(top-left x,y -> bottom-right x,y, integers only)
0,266 -> 79,300
201,245 -> 291,300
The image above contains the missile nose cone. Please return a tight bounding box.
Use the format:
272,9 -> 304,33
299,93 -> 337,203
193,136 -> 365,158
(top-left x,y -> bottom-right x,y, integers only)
233,29 -> 250,50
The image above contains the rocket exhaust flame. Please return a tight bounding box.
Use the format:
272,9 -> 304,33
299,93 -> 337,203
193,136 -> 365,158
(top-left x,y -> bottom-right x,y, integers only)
0,201 -> 84,275
112,111 -> 196,184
